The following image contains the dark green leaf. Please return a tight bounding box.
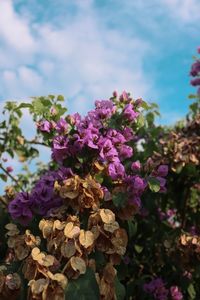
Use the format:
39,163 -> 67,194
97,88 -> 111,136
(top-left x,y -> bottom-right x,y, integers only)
127,220 -> 137,238
57,95 -> 65,101
112,192 -> 127,208
114,276 -> 125,300
95,173 -> 104,184
0,174 -> 7,182
65,268 -> 100,300
89,251 -> 105,268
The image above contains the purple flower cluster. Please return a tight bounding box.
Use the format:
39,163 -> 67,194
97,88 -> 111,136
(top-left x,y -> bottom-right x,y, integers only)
143,278 -> 169,300
8,167 -> 72,225
124,174 -> 147,212
51,99 -> 138,183
9,92 -> 168,224
37,120 -> 53,133
123,103 -> 139,121
8,192 -> 33,226
144,279 -> 183,300
151,164 -> 168,193
190,61 -> 200,77
190,48 -> 200,94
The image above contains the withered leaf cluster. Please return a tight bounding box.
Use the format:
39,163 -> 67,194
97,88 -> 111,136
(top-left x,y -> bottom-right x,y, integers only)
158,114 -> 200,171
0,266 -> 21,300
54,174 -> 104,211
4,171 -> 129,299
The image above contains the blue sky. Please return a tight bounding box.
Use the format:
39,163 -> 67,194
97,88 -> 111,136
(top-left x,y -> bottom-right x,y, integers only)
0,0 -> 199,124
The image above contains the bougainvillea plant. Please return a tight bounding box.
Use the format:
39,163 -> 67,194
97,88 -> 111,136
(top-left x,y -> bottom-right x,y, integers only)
0,47 -> 200,300
0,91 -> 169,299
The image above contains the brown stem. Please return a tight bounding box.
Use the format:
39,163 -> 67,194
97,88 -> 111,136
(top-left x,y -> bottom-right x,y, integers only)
0,137 -> 49,148
26,140 -> 50,147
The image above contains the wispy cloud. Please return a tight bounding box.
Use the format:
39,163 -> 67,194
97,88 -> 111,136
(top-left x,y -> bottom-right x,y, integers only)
0,0 -> 36,53
0,0 -> 199,115
0,0 -> 155,110
162,0 -> 200,23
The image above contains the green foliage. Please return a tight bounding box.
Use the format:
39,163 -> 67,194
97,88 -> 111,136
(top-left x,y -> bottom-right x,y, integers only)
187,283 -> 196,299
114,276 -> 126,300
147,177 -> 160,192
112,192 -> 127,208
0,86 -> 199,300
65,269 -> 100,300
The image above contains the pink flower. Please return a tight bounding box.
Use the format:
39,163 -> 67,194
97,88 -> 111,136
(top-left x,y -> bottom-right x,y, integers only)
123,104 -> 139,121
108,161 -> 125,180
191,78 -> 200,86
131,161 -> 141,171
113,90 -> 118,97
157,165 -> 168,177
6,166 -> 13,173
170,286 -> 183,300
37,120 -> 52,133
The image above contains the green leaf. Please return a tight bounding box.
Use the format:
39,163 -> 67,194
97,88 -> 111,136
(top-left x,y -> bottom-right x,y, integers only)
65,268 -> 100,300
32,99 -> 45,114
114,276 -> 125,300
148,177 -> 160,192
187,283 -> 196,299
4,101 -> 17,111
190,102 -> 198,114
146,112 -> 155,125
57,95 -> 65,101
6,149 -> 14,158
77,156 -> 84,163
137,115 -> 145,128
188,94 -> 197,99
0,174 -> 7,182
16,103 -> 32,110
134,244 -> 143,253
140,101 -> 150,110
48,95 -> 55,100
55,104 -> 67,117
112,192 -> 127,208
95,173 -> 104,184
127,220 -> 137,238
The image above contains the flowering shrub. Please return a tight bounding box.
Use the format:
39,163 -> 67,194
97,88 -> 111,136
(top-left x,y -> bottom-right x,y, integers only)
0,48 -> 200,299
0,92 -> 169,299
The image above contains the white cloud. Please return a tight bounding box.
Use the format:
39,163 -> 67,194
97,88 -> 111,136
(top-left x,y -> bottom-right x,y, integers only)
18,66 -> 43,88
162,0 -> 200,23
1,66 -> 43,98
0,0 -> 197,122
0,0 -> 36,53
3,70 -> 16,82
0,0 -> 154,107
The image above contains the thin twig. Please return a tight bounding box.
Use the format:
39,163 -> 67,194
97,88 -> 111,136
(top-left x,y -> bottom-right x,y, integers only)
26,140 -> 50,147
0,137 -> 49,148
0,163 -> 25,192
